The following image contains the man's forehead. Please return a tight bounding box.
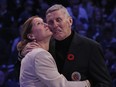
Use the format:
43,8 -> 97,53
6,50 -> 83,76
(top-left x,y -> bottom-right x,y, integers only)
46,10 -> 64,20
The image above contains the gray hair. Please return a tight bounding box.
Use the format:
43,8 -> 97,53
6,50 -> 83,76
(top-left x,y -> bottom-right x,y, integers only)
46,4 -> 70,17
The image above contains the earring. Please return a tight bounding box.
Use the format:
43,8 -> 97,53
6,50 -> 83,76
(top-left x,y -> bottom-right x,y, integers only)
31,36 -> 35,39
33,39 -> 37,42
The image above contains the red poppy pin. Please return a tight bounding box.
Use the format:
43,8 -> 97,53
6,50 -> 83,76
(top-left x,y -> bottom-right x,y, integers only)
67,54 -> 74,61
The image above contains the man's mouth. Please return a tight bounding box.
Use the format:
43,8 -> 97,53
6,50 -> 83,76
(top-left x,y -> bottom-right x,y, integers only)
54,29 -> 62,33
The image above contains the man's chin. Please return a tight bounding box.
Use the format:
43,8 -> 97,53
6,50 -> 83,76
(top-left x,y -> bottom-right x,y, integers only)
53,36 -> 64,41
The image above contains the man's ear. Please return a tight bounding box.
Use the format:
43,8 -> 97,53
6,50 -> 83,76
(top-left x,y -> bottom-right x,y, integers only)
27,34 -> 35,40
69,17 -> 73,26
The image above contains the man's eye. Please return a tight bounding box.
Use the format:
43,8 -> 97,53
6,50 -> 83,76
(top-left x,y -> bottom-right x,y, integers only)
56,18 -> 62,22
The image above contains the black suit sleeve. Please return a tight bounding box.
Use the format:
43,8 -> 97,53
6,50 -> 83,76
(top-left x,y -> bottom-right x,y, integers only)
14,51 -> 24,81
89,44 -> 112,87
14,60 -> 21,81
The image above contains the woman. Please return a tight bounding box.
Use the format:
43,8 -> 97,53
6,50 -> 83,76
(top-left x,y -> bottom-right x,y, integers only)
17,16 -> 90,87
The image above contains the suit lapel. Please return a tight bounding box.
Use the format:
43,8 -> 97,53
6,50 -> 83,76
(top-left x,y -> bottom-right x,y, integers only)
62,32 -> 83,80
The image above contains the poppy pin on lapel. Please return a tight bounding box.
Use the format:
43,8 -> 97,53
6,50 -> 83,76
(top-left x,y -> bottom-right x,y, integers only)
67,54 -> 74,61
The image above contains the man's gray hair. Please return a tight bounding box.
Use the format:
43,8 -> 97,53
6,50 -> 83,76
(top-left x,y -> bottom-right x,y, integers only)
46,4 -> 70,16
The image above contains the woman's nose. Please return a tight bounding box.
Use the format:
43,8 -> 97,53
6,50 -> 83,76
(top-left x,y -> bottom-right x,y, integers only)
44,23 -> 48,27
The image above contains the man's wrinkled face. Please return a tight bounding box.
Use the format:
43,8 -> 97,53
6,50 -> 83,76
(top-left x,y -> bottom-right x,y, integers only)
46,9 -> 72,40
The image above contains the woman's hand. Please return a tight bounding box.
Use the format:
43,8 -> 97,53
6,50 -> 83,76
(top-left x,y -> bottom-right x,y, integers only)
21,41 -> 39,56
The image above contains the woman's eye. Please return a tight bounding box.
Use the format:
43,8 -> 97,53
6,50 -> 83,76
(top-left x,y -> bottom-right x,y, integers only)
37,22 -> 41,25
37,22 -> 43,25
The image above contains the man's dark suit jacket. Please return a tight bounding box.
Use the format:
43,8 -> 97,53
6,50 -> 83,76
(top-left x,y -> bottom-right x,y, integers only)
49,31 -> 112,87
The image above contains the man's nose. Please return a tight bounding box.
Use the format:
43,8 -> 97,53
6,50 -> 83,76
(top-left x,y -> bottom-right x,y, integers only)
53,21 -> 58,28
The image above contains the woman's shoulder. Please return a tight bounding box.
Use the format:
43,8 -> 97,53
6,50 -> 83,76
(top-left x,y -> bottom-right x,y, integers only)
31,48 -> 51,57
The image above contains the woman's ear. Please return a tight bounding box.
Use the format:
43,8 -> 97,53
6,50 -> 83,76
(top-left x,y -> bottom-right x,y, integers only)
27,34 -> 35,40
